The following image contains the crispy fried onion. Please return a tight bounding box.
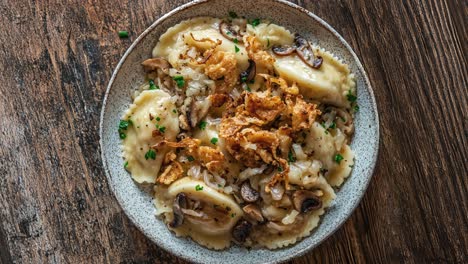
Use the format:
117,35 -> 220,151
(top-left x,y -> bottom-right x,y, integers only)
204,50 -> 238,93
258,74 -> 299,95
153,137 -> 225,173
157,151 -> 184,185
285,95 -> 321,132
245,36 -> 275,71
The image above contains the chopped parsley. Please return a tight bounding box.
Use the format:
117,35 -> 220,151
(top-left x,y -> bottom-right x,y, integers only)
334,154 -> 344,164
198,121 -> 207,130
241,76 -> 248,83
173,75 -> 185,88
124,161 -> 129,169
118,119 -> 133,139
228,11 -> 238,19
195,184 -> 204,191
118,30 -> 129,38
277,166 -> 283,172
145,149 -> 156,160
119,120 -> 133,130
288,150 -> 296,164
249,18 -> 260,27
149,79 -> 159,90
340,116 -> 347,122
187,156 -> 195,162
233,38 -> 239,44
158,126 -> 166,133
235,45 -> 240,53
155,117 -> 161,121
210,137 -> 218,145
354,105 -> 360,112
320,122 -> 329,134
329,122 -> 336,129
346,90 -> 357,102
231,213 -> 236,218
172,109 -> 177,114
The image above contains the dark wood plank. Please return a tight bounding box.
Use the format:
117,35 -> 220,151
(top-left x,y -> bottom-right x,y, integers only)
0,0 -> 466,263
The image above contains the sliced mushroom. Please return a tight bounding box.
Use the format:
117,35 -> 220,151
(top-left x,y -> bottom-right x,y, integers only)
219,21 -> 244,43
242,204 -> 264,223
241,181 -> 260,202
294,34 -> 322,69
169,192 -> 188,228
141,57 -> 171,74
232,219 -> 252,243
272,45 -> 296,56
292,190 -> 322,213
240,59 -> 256,83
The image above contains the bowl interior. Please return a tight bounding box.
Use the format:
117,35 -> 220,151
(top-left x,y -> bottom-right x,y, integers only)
100,0 -> 379,263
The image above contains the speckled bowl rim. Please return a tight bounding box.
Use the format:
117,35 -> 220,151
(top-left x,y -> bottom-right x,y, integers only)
99,0 -> 379,263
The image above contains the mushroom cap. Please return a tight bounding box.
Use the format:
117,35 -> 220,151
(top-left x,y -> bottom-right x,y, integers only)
292,190 -> 322,213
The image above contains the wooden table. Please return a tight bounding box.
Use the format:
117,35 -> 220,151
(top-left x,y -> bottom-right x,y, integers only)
0,0 -> 466,263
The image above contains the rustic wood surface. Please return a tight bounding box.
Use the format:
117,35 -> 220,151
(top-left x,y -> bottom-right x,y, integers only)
0,0 -> 466,263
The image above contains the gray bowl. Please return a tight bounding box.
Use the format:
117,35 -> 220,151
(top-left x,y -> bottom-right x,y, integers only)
99,0 -> 379,263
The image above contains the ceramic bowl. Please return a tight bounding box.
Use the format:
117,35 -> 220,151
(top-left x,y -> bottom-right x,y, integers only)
100,0 -> 379,263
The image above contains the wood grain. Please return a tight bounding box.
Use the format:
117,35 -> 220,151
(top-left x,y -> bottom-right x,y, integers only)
0,0 -> 466,263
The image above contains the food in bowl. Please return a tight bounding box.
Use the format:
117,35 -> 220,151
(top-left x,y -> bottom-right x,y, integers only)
118,15 -> 358,250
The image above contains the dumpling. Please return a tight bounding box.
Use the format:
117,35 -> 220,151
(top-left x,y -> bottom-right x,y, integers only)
246,22 -> 294,48
273,49 -> 355,108
304,122 -> 355,187
122,90 -> 179,183
153,17 -> 250,71
163,177 -> 243,249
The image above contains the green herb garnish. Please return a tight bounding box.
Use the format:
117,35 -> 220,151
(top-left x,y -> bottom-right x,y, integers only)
233,38 -> 239,44
173,75 -> 185,88
334,154 -> 344,164
277,166 -> 283,172
346,90 -> 357,102
155,117 -> 161,122
118,31 -> 129,38
235,45 -> 240,53
158,126 -> 166,133
320,122 -> 329,134
210,137 -> 218,145
329,122 -> 336,129
145,149 -> 156,160
195,184 -> 203,191
172,109 -> 177,114
119,132 -> 126,139
354,105 -> 360,112
288,151 -> 296,164
198,121 -> 207,130
124,161 -> 129,169
187,156 -> 195,162
250,18 -> 260,27
119,120 -> 132,130
149,79 -> 159,90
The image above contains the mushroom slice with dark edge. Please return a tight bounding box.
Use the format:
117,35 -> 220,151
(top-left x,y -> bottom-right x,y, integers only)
242,204 -> 264,223
240,181 -> 260,203
141,57 -> 171,74
169,192 -> 188,228
294,34 -> 323,69
232,219 -> 252,243
292,190 -> 322,213
272,45 -> 296,56
240,59 -> 256,83
219,21 -> 244,43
